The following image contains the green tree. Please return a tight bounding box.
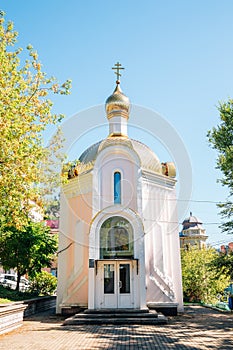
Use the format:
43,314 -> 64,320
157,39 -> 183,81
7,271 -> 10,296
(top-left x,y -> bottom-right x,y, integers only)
207,100 -> 233,234
212,251 -> 233,281
0,12 -> 71,229
181,246 -> 230,304
0,221 -> 57,291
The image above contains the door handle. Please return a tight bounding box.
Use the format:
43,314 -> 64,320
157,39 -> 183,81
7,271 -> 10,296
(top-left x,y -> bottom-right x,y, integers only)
119,281 -> 122,289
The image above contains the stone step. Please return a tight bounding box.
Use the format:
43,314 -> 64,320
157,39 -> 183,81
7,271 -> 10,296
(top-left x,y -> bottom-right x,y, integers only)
63,316 -> 167,325
63,310 -> 167,325
84,308 -> 150,314
73,312 -> 159,319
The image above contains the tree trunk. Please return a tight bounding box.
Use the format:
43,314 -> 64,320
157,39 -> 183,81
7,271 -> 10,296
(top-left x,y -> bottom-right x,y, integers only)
16,273 -> 21,291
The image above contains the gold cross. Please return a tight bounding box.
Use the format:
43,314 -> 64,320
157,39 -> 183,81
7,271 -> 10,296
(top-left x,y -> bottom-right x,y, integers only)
112,62 -> 125,81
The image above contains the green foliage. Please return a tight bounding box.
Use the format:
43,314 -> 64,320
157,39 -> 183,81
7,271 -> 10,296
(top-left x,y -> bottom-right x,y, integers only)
211,251 -> 233,280
0,298 -> 11,304
0,12 -> 71,229
181,246 -> 230,304
207,100 -> 233,234
0,221 -> 57,290
29,271 -> 57,296
0,284 -> 38,302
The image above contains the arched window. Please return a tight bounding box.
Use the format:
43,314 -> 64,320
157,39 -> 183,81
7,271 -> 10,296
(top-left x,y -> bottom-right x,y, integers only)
100,216 -> 134,259
114,172 -> 121,204
107,227 -> 129,251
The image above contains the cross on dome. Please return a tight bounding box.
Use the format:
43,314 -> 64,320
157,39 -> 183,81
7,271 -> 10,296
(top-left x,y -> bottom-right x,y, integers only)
112,62 -> 125,83
106,62 -> 130,123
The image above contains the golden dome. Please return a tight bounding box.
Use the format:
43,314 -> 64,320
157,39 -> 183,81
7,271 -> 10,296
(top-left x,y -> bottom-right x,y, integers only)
105,82 -> 130,119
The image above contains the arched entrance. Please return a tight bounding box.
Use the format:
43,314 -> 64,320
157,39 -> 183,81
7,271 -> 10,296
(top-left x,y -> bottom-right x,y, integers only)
88,207 -> 146,310
98,216 -> 134,308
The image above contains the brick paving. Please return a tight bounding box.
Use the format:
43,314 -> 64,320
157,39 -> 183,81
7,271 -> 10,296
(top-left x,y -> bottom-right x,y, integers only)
0,306 -> 232,349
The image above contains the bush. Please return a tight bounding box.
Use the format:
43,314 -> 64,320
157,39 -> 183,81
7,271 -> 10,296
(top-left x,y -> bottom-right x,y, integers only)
29,271 -> 57,296
0,284 -> 38,302
181,246 -> 230,304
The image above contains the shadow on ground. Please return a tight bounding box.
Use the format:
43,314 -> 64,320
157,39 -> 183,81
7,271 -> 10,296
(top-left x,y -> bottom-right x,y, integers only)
25,306 -> 233,350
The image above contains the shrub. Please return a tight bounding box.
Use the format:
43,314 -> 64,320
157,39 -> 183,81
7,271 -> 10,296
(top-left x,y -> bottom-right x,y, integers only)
181,246 -> 230,304
0,285 -> 38,302
29,271 -> 57,296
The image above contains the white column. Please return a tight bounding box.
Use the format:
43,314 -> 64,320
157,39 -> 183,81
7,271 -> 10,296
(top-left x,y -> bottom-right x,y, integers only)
88,267 -> 95,309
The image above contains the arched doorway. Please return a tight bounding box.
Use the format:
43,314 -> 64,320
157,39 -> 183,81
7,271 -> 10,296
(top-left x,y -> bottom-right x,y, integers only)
88,207 -> 146,310
97,216 -> 135,308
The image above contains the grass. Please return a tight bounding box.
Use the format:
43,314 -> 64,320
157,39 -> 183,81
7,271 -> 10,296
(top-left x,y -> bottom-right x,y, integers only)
0,297 -> 12,304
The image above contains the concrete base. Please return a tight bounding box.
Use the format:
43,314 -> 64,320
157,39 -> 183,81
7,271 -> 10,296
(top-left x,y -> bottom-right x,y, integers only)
147,302 -> 178,316
61,305 -> 86,317
23,296 -> 56,317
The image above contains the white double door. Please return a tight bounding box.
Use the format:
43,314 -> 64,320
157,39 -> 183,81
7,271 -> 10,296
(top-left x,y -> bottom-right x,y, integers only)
96,261 -> 134,309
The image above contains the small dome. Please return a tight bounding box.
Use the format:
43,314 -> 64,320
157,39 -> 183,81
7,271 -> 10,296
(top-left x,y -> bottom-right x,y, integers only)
105,83 -> 130,119
182,212 -> 204,229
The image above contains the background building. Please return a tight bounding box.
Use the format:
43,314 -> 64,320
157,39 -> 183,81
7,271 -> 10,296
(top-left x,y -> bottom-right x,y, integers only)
180,212 -> 208,249
219,242 -> 233,254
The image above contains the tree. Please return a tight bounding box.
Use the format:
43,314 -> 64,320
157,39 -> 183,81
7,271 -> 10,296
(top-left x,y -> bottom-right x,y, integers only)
0,221 -> 57,291
181,246 -> 230,304
212,251 -> 233,281
0,12 -> 71,229
207,100 -> 233,234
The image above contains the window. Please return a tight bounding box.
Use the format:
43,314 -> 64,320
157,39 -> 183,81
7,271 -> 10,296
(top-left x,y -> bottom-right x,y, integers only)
114,172 -> 121,204
104,264 -> 115,294
100,216 -> 134,259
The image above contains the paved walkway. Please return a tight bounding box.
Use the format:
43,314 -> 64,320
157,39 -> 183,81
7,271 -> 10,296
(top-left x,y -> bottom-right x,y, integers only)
0,306 -> 232,349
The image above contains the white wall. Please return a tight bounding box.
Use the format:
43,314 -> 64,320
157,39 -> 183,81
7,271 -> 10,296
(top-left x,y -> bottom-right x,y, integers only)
142,172 -> 183,311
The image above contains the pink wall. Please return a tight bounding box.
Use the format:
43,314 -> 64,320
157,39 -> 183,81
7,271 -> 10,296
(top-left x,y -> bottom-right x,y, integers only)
64,193 -> 92,305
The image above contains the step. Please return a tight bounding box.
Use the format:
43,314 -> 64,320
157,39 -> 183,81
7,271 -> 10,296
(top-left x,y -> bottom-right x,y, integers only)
63,310 -> 167,325
73,312 -> 159,319
84,308 -> 150,314
63,316 -> 167,325
63,314 -> 167,325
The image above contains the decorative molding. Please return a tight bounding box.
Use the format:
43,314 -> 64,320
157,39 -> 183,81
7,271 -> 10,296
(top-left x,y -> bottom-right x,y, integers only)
63,172 -> 92,198
142,169 -> 176,189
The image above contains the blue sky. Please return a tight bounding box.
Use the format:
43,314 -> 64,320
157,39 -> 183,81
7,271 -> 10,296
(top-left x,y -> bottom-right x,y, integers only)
2,0 -> 233,246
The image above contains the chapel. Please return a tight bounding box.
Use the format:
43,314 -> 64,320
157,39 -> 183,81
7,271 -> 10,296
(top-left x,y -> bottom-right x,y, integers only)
56,63 -> 183,315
